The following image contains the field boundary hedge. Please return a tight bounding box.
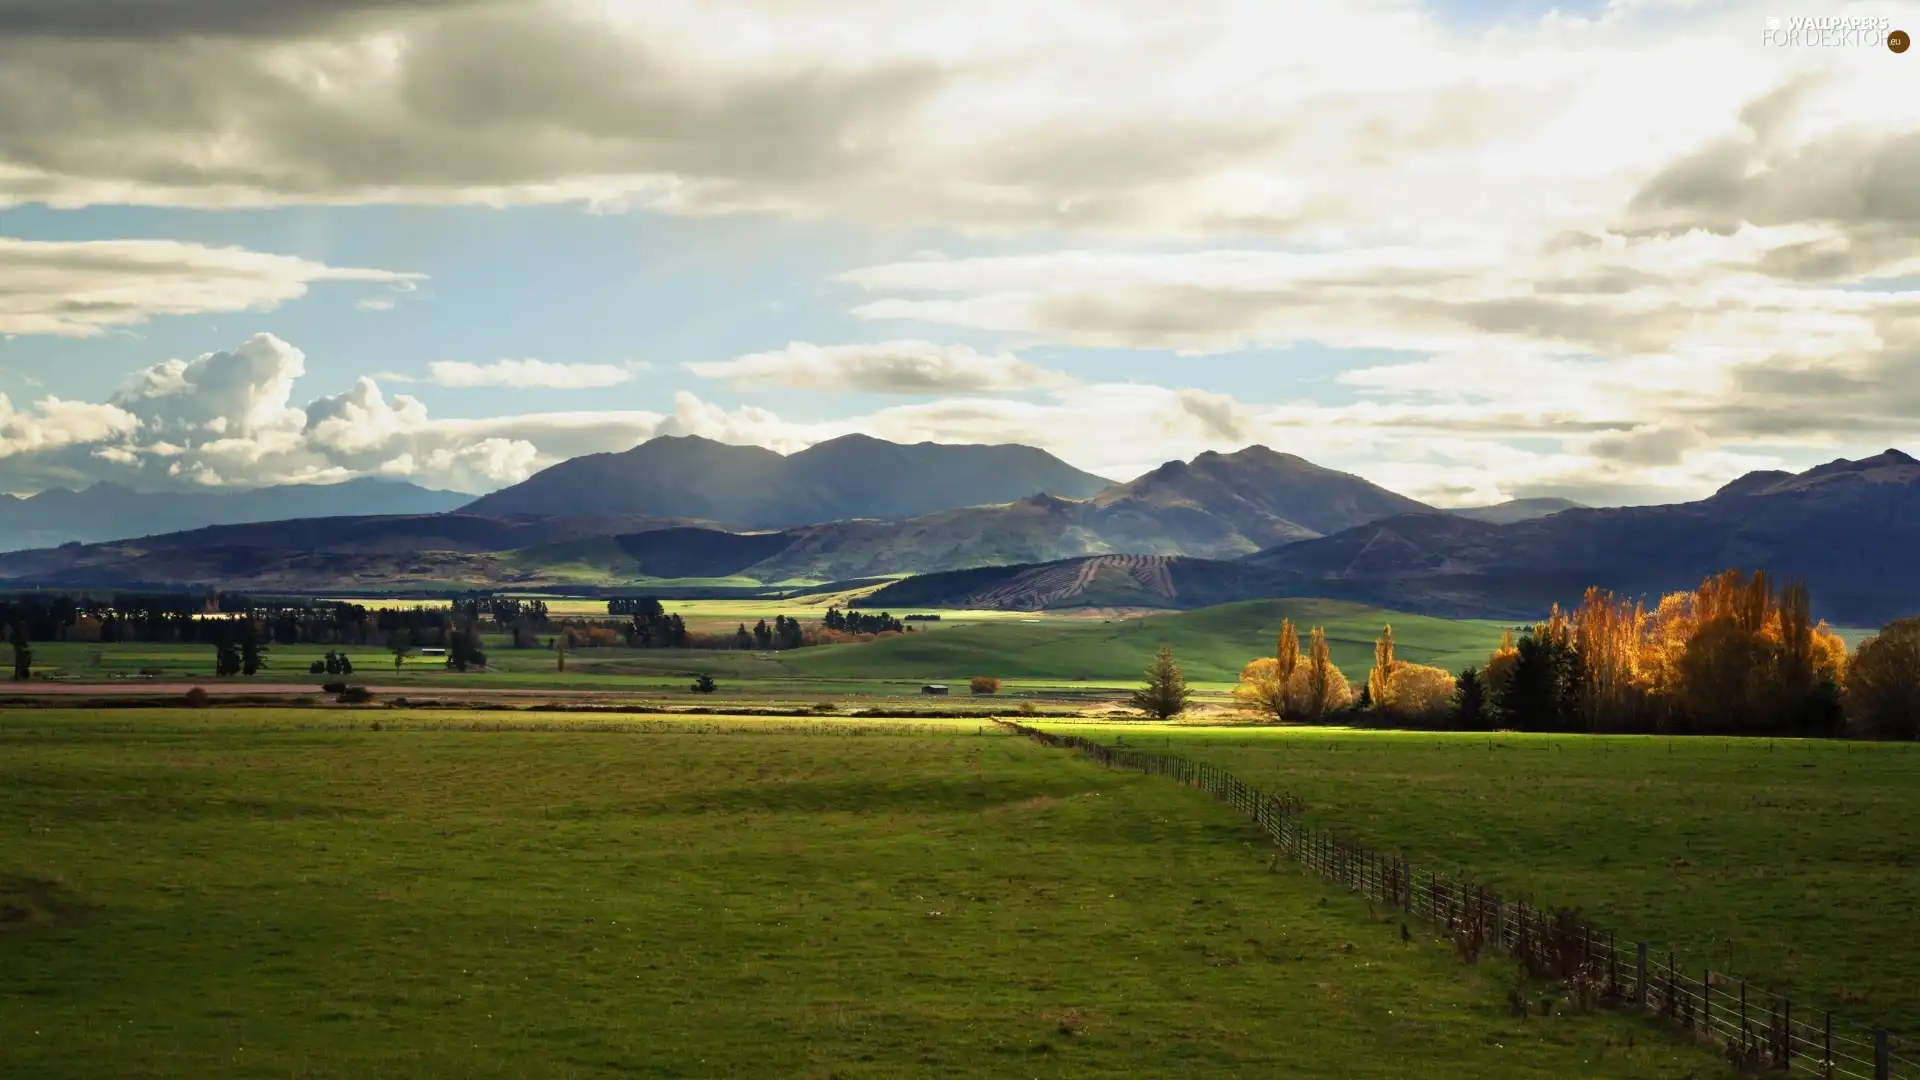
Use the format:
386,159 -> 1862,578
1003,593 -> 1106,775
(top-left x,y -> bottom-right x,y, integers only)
999,719 -> 1914,1080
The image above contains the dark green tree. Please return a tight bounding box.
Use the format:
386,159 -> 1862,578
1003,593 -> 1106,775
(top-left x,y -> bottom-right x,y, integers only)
733,623 -> 753,650
1496,631 -> 1583,732
752,619 -> 773,650
1453,666 -> 1489,731
240,621 -> 267,677
9,624 -> 30,682
690,673 -> 718,694
1129,645 -> 1191,720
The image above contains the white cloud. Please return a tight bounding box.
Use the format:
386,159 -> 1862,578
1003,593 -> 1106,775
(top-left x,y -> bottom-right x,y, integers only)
425,358 -> 646,389
0,392 -> 139,458
686,341 -> 1074,393
0,237 -> 420,337
0,331 -> 1911,505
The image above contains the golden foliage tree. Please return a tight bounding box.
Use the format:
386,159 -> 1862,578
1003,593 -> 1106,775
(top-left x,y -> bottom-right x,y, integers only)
1275,619 -> 1299,718
1384,662 -> 1456,724
1484,628 -> 1519,705
1304,626 -> 1350,719
1232,657 -> 1287,721
1572,587 -> 1645,732
1367,625 -> 1397,710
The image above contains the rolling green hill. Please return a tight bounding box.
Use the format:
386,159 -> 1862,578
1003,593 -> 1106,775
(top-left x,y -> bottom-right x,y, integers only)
784,598 -> 1511,685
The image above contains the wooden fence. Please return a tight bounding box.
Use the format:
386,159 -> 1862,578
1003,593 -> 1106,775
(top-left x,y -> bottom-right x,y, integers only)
998,720 -> 1914,1080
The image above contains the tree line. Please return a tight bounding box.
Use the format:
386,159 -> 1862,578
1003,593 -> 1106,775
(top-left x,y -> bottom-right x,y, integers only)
1227,569 -> 1920,739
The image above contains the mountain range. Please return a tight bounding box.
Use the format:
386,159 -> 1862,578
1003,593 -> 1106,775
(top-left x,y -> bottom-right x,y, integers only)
0,477 -> 467,554
461,434 -> 1115,526
0,444 -> 1446,590
0,437 -> 1907,625
861,450 -> 1920,625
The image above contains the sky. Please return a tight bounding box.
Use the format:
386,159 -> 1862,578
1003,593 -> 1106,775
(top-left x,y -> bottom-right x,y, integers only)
0,0 -> 1917,507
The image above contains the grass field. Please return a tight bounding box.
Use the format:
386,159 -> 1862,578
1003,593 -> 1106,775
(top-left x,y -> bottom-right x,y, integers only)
1038,723 -> 1920,1034
784,599 -> 1513,685
13,599 -> 1508,703
0,708 -> 1725,1079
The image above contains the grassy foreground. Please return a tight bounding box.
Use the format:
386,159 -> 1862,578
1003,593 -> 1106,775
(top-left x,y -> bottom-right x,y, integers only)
0,709 -> 1723,1079
1046,723 -> 1920,1034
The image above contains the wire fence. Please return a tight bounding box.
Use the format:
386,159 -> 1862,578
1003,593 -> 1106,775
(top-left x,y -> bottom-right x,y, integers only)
998,720 -> 1914,1079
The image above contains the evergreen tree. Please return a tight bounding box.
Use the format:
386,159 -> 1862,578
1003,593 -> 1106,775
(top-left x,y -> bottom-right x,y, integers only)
733,623 -> 754,650
1454,666 -> 1488,731
339,653 -> 354,676
240,621 -> 267,677
753,619 -> 773,650
691,673 -> 718,694
9,624 -> 30,682
215,639 -> 241,677
1130,645 -> 1191,720
389,629 -> 412,672
324,649 -> 343,676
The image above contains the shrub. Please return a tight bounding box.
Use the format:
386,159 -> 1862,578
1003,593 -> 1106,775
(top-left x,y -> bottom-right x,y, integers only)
969,675 -> 1001,695
1019,700 -> 1039,716
690,673 -> 717,694
182,686 -> 210,708
810,701 -> 838,714
309,661 -> 327,675
321,681 -> 348,694
337,686 -> 374,704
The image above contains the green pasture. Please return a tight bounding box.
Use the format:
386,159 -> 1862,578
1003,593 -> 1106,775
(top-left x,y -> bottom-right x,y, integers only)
784,599 -> 1513,684
13,599 -> 1507,700
0,708 -> 1724,1079
1041,722 -> 1920,1034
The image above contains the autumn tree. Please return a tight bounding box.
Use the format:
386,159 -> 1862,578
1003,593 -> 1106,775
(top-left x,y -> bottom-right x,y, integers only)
1304,627 -> 1343,720
1233,657 -> 1288,720
1572,587 -> 1644,731
1847,617 -> 1920,740
1131,645 -> 1191,720
1275,619 -> 1299,719
1366,625 -> 1398,711
1380,662 -> 1455,726
1484,628 -> 1520,703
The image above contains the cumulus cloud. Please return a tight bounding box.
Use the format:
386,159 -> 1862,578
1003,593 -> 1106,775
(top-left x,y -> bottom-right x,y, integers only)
0,237 -> 420,337
1,331 -> 1909,506
685,341 -> 1074,394
425,358 -> 646,389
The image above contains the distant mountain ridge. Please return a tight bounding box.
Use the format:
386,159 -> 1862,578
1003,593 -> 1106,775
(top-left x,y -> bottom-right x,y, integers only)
0,443 -> 1442,590
461,433 -> 1115,526
1445,497 -> 1584,525
862,450 -> 1920,624
9,445 -> 1908,624
0,477 -> 468,553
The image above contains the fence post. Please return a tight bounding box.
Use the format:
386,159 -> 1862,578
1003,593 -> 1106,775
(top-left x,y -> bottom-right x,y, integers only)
1636,942 -> 1647,1007
1402,860 -> 1412,914
1876,1029 -> 1889,1080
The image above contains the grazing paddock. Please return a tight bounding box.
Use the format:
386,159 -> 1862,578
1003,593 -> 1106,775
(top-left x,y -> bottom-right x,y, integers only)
0,709 -> 1722,1079
1042,723 -> 1920,1035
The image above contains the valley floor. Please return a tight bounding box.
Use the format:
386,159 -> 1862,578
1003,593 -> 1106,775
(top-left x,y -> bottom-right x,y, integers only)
0,709 -> 1728,1079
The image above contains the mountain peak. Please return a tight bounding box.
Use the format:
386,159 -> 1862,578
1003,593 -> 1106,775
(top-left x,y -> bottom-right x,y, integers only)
1716,448 -> 1919,499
